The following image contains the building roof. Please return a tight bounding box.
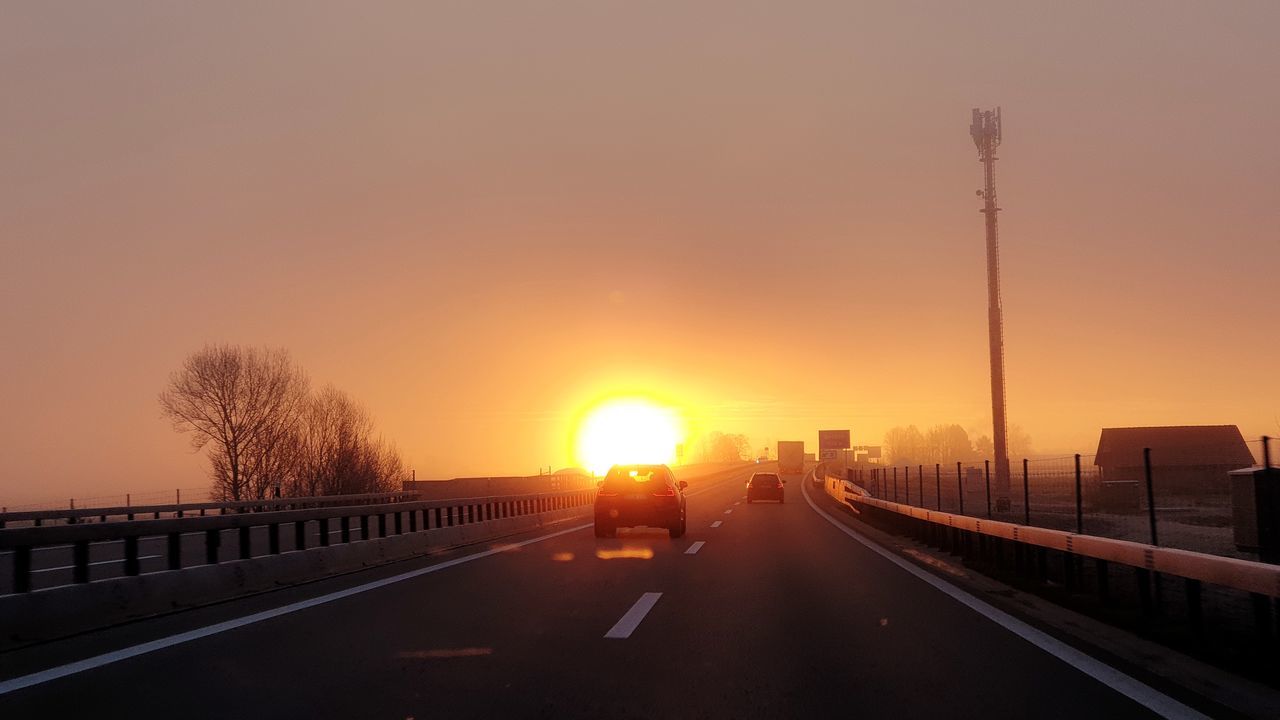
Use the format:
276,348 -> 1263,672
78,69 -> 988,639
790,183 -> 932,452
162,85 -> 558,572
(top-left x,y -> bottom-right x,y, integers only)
1094,425 -> 1254,468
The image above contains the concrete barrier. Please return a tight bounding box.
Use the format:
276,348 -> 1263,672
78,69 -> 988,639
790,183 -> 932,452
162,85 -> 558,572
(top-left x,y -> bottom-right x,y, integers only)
0,505 -> 588,649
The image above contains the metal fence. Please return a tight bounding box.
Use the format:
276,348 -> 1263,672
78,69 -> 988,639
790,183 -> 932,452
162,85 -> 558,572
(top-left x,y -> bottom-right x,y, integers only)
2,487 -> 214,514
848,435 -> 1273,561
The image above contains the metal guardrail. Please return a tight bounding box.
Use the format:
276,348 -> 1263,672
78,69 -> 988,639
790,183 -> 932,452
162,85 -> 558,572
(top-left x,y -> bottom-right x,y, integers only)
808,462 -> 1280,655
848,494 -> 1280,598
1,488 -> 596,593
0,491 -> 422,528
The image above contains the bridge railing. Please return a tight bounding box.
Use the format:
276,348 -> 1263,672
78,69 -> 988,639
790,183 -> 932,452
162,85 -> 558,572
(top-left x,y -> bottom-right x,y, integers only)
0,491 -> 422,529
0,488 -> 596,594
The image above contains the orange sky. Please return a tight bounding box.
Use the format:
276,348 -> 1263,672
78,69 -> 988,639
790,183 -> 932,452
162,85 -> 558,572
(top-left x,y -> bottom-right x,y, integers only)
2,2 -> 1278,506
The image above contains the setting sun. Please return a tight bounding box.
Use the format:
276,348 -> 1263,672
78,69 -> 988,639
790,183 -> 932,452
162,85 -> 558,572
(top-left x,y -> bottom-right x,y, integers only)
574,399 -> 684,475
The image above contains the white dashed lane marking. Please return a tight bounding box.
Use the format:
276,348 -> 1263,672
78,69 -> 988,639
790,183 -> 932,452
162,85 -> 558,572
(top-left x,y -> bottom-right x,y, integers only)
684,542 -> 705,555
710,521 -> 723,528
604,592 -> 663,639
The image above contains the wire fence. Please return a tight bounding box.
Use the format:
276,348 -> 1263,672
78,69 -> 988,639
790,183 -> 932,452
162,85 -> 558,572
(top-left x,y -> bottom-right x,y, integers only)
1,486 -> 215,514
850,435 -> 1274,561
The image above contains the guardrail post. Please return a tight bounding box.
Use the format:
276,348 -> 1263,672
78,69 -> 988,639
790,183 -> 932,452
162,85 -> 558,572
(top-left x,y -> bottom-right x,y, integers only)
296,521 -> 307,551
1252,594 -> 1273,642
163,530 -> 181,570
1064,549 -> 1076,593
341,516 -> 351,543
956,462 -> 964,515
14,546 -> 32,592
125,536 -> 141,575
984,460 -> 992,518
239,526 -> 251,559
73,538 -> 91,584
269,523 -> 281,554
205,529 -> 219,564
319,517 -> 330,546
1022,459 -> 1030,526
1136,568 -> 1154,617
1143,447 -> 1158,546
1185,579 -> 1203,639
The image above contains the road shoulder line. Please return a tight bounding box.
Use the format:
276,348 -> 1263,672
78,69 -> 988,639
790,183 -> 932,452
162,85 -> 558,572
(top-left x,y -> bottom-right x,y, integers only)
799,479 -> 1207,720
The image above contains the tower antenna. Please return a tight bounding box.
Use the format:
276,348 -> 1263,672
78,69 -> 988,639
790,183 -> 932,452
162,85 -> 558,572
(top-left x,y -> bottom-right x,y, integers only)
970,106 -> 1011,511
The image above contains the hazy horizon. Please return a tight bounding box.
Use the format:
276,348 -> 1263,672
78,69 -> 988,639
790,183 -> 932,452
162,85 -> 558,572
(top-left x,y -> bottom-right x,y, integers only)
3,2 -> 1278,507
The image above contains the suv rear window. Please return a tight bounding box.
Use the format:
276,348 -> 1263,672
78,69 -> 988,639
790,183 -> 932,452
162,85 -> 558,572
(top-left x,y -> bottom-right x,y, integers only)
602,466 -> 670,493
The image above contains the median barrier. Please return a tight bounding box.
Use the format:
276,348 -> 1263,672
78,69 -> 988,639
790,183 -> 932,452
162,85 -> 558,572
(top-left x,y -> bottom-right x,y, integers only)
0,494 -> 590,649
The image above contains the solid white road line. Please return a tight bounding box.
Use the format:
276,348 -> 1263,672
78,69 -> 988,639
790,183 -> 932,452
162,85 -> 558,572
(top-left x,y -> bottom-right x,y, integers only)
604,592 -> 663,639
799,480 -> 1208,720
710,521 -> 723,528
0,522 -> 595,697
684,542 -> 705,555
32,555 -> 163,575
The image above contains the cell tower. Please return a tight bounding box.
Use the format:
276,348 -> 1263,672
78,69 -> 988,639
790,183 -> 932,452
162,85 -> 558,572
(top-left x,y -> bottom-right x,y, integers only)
970,107 -> 1011,510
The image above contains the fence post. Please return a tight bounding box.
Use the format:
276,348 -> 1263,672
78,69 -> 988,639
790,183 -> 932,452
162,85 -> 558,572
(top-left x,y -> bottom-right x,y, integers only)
1264,435 -> 1272,469
956,462 -> 964,515
1144,447 -> 1158,546
1074,454 -> 1083,534
917,465 -> 924,508
1022,458 -> 1030,526
984,460 -> 992,518
893,467 -> 898,503
935,464 -> 941,510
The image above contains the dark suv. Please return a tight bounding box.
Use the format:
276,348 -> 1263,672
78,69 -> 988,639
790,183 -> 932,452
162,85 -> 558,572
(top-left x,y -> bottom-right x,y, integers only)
746,472 -> 784,503
594,464 -> 687,538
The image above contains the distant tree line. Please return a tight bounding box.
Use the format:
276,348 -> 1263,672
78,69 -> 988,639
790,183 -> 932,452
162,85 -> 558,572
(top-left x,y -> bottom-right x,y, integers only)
882,423 -> 1032,467
690,431 -> 752,463
159,344 -> 406,501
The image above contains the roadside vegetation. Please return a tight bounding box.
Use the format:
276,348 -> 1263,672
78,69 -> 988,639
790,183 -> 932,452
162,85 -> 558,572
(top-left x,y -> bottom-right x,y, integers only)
159,344 -> 406,501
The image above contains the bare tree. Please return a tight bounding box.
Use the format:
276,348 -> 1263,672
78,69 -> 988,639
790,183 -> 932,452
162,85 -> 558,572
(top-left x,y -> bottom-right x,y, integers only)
883,425 -> 926,466
691,431 -> 751,463
289,385 -> 405,496
924,424 -> 975,464
159,345 -> 309,500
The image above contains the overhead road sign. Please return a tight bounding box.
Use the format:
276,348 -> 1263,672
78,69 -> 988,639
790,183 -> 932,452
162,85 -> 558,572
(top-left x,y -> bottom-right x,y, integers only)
819,430 -> 850,451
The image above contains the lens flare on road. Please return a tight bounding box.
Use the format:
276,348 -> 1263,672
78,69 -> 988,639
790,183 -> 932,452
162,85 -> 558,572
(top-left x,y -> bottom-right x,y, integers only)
574,398 -> 684,475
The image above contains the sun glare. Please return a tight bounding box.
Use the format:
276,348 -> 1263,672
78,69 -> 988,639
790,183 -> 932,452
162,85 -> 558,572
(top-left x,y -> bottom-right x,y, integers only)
574,399 -> 684,475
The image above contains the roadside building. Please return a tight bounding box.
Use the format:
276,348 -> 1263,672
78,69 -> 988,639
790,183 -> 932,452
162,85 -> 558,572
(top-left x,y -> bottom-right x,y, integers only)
1094,425 -> 1255,497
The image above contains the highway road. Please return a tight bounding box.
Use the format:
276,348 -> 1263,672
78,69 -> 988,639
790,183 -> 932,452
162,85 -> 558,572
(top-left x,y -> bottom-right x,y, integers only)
0,466 -> 1205,718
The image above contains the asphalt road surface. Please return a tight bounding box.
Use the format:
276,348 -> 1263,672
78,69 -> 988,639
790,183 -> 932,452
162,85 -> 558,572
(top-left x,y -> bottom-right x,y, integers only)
0,466 -> 1196,718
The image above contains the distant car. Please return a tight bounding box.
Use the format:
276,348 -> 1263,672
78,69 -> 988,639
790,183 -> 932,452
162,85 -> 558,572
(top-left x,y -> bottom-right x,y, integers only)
746,472 -> 785,503
594,464 -> 687,538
